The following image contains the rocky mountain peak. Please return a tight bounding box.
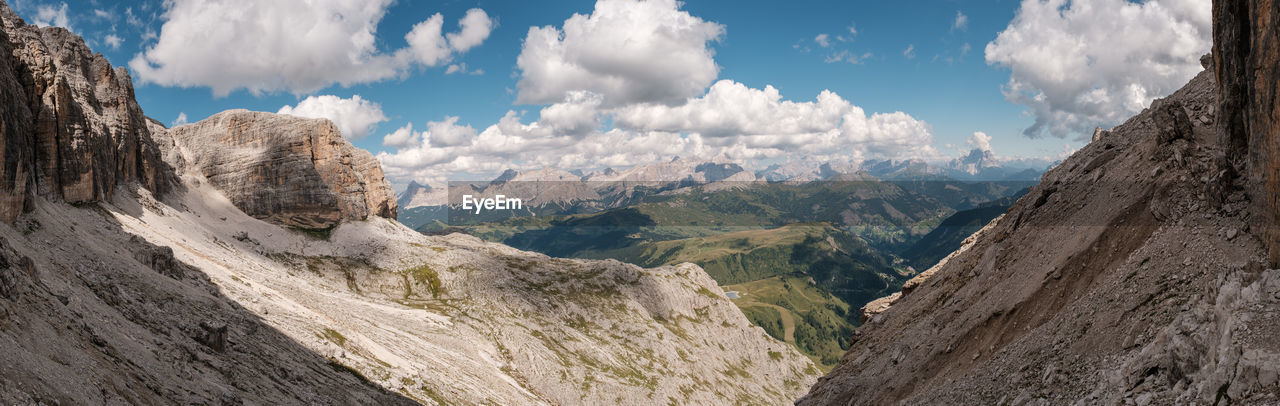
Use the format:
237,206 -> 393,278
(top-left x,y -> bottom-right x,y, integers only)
511,167 -> 581,182
397,180 -> 445,209
167,110 -> 396,229
947,148 -> 1000,176
693,162 -> 746,183
489,168 -> 518,185
0,2 -> 175,222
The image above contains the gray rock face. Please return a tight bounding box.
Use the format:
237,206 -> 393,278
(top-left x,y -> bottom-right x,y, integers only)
1213,0 -> 1280,265
801,68 -> 1280,404
169,110 -> 397,229
1092,126 -> 1109,142
0,4 -> 172,222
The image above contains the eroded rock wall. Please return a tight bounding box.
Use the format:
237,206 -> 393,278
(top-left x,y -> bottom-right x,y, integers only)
1214,0 -> 1280,265
169,110 -> 396,229
0,4 -> 171,222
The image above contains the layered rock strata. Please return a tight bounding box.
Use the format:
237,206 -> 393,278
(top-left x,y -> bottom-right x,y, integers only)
169,110 -> 396,229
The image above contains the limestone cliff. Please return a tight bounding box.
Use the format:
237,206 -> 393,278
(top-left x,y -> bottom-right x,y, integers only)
0,4 -> 172,222
168,110 -> 397,229
1213,0 -> 1280,265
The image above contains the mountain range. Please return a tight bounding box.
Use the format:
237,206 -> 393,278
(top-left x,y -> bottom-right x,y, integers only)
3,0 -> 1278,404
0,4 -> 817,404
395,153 -> 1046,238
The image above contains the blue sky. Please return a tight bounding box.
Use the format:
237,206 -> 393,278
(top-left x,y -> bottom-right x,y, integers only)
8,0 -> 1212,184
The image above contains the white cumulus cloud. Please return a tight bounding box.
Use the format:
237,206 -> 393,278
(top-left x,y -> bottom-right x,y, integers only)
985,0 -> 1211,138
444,63 -> 484,75
277,95 -> 388,139
382,123 -> 421,149
403,14 -> 453,67
537,91 -> 604,136
32,2 -> 72,31
967,131 -> 992,152
447,8 -> 495,52
377,86 -> 937,184
515,0 -> 725,106
401,9 -> 494,67
103,34 -> 122,49
375,0 -> 942,184
425,116 -> 478,147
952,10 -> 968,32
615,79 -> 935,156
129,0 -> 495,96
815,33 -> 831,48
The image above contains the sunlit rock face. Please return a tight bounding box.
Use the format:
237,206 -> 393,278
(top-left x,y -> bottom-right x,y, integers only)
0,5 -> 173,222
169,110 -> 397,229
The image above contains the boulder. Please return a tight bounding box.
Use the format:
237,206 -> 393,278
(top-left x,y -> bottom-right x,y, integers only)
197,321 -> 229,353
1152,100 -> 1193,145
1092,126 -> 1109,142
129,235 -> 186,279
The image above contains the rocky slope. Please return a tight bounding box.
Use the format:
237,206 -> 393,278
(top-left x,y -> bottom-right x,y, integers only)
169,110 -> 397,229
2,182 -> 816,404
799,24 -> 1280,406
0,3 -> 816,404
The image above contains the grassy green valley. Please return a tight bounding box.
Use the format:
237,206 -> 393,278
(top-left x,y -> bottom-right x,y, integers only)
725,276 -> 858,369
898,195 -> 1021,270
409,180 -> 1029,368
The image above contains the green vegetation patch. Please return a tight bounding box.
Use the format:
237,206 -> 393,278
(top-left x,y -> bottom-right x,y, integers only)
290,224 -> 337,240
695,286 -> 721,300
740,305 -> 785,342
403,264 -> 444,298
320,328 -> 348,346
727,276 -> 856,370
326,359 -> 373,385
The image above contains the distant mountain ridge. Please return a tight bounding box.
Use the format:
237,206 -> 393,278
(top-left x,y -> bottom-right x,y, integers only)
396,155 -> 1048,230
396,181 -> 446,209
755,153 -> 1049,183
